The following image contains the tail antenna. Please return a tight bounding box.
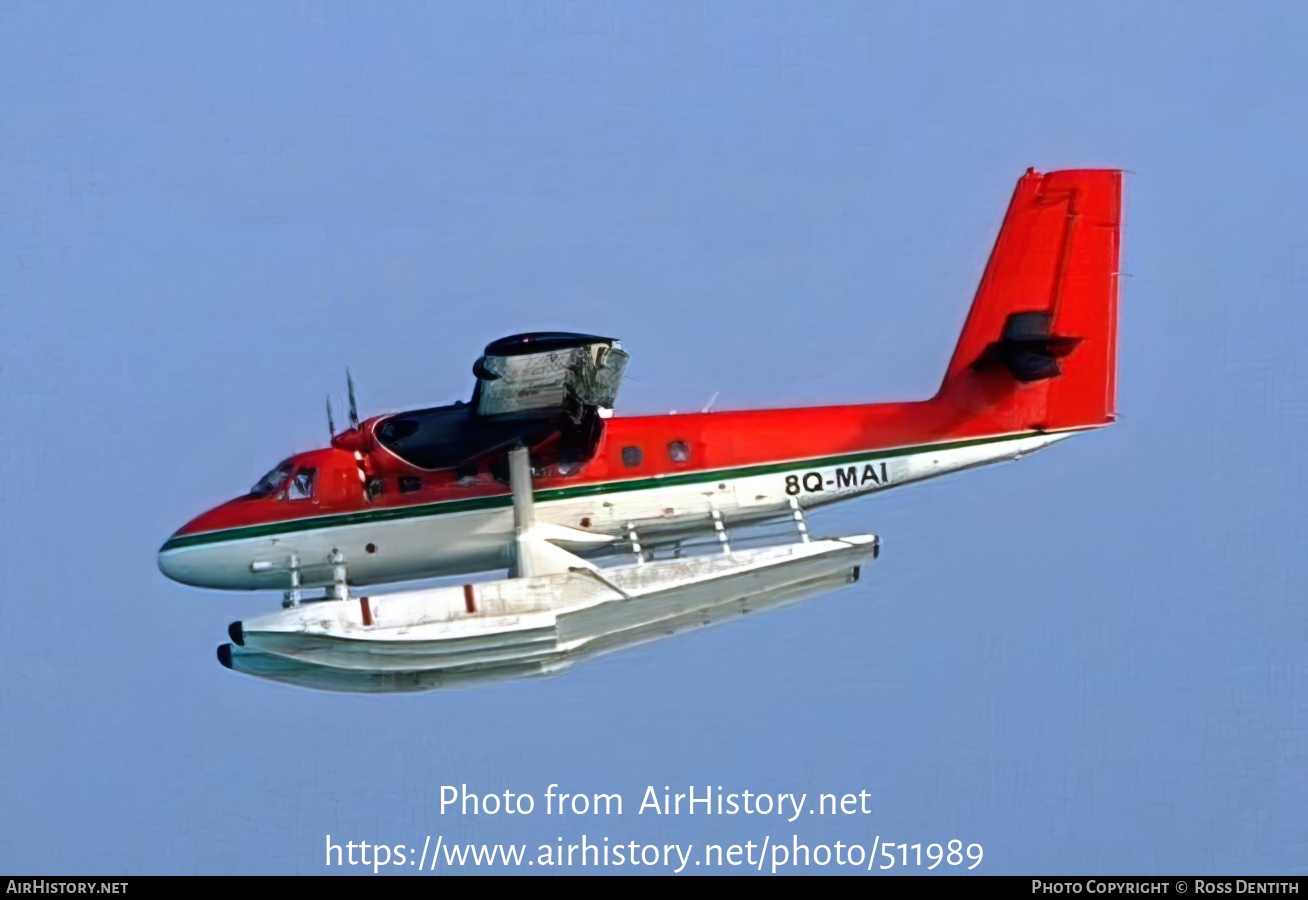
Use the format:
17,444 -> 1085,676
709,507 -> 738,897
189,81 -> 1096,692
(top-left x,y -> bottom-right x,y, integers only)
347,369 -> 360,429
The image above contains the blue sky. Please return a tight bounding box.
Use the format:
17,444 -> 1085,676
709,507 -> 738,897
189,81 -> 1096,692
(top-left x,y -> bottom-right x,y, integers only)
1,0 -> 1304,875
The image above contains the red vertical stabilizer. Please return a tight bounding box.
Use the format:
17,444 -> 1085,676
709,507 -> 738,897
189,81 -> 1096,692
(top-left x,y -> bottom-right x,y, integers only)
937,168 -> 1123,433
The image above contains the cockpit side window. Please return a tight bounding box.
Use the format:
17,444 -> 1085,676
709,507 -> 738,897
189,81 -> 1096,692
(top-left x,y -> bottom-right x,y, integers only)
250,462 -> 292,497
286,468 -> 317,501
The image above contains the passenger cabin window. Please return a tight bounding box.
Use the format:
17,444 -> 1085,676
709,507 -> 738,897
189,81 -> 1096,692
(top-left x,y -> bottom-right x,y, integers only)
621,447 -> 643,468
286,468 -> 316,500
398,475 -> 422,494
668,440 -> 691,463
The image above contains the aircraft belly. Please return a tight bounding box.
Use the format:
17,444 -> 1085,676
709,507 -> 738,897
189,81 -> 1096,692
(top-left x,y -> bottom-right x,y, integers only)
584,482 -> 739,533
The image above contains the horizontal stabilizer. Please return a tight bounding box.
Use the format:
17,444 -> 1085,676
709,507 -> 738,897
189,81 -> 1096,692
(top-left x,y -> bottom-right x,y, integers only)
976,311 -> 1083,383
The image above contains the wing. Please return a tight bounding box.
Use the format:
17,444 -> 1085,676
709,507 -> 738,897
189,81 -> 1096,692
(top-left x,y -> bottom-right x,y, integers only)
472,332 -> 629,418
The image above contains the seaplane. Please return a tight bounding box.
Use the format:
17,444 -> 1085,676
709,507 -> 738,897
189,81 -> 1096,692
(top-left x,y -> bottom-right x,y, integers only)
159,167 -> 1124,692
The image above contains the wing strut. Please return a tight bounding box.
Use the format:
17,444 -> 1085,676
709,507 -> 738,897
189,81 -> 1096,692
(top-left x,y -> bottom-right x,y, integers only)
507,446 -> 613,578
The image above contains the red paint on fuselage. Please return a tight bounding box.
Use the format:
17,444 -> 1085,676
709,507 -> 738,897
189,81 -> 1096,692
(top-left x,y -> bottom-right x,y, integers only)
170,168 -> 1123,544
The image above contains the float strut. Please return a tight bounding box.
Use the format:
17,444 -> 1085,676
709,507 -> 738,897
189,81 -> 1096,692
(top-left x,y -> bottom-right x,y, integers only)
709,499 -> 732,556
788,495 -> 811,544
282,552 -> 302,608
329,549 -> 349,601
627,522 -> 645,565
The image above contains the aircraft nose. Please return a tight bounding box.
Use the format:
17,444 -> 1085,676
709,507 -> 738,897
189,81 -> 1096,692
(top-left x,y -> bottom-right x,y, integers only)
158,503 -> 233,587
158,519 -> 223,587
157,536 -> 190,584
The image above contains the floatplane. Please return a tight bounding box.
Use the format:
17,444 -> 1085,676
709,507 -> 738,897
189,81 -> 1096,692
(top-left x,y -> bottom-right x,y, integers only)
158,167 -> 1123,692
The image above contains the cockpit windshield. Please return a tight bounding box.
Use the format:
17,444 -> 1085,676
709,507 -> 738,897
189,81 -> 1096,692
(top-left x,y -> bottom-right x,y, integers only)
250,461 -> 292,497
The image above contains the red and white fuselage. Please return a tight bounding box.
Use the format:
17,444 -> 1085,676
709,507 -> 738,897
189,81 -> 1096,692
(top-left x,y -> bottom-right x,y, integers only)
159,168 -> 1123,594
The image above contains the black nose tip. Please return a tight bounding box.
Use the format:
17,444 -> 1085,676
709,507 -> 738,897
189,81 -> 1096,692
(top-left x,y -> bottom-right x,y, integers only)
227,621 -> 244,646
217,644 -> 233,669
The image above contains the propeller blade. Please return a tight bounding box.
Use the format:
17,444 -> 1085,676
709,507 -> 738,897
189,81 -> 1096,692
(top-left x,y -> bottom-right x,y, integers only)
347,369 -> 359,429
326,395 -> 337,438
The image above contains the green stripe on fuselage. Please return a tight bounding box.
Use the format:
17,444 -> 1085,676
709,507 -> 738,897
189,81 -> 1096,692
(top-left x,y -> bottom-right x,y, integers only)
160,430 -> 1061,552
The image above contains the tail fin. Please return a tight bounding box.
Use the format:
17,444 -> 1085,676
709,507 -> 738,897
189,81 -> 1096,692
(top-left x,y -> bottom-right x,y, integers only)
938,168 -> 1123,431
